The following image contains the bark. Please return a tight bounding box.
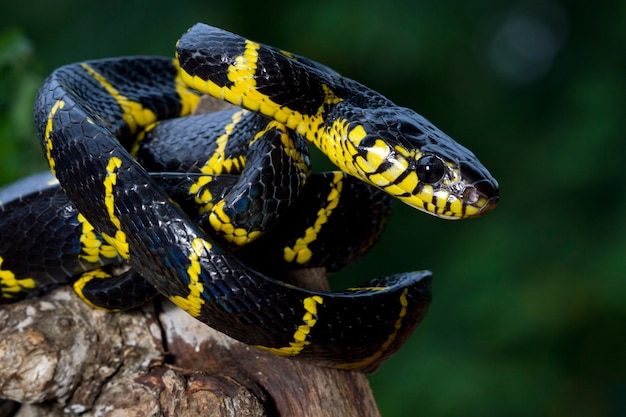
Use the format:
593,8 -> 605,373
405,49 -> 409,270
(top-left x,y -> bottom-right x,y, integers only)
0,277 -> 380,416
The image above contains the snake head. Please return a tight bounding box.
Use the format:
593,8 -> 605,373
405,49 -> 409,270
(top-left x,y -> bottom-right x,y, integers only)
345,107 -> 499,219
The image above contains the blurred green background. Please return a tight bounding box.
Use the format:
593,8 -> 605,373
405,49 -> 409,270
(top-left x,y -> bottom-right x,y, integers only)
1,1 -> 624,416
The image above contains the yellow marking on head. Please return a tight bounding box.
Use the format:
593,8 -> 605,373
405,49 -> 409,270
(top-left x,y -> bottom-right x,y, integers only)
0,257 -> 35,298
77,213 -> 122,263
394,144 -> 411,158
368,173 -> 391,187
314,118 -> 465,221
348,124 -> 367,144
255,295 -> 323,356
362,139 -> 391,172
446,199 -> 463,216
283,172 -> 343,264
81,63 -> 158,134
395,171 -> 418,195
442,161 -> 460,185
387,182 -> 471,220
382,154 -> 409,182
352,138 -> 414,192
44,99 -> 65,175
72,269 -> 119,311
170,238 -> 212,317
101,157 -> 129,259
461,204 -> 482,218
336,288 -> 409,370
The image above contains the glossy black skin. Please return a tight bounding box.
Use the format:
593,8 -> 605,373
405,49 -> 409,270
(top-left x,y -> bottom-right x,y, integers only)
0,168 -> 393,307
24,46 -> 432,371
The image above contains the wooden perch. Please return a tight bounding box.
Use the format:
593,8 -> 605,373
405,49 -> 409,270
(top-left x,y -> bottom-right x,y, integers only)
0,268 -> 380,416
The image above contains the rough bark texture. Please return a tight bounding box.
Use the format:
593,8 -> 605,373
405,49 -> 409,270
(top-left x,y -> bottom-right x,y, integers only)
0,279 -> 380,416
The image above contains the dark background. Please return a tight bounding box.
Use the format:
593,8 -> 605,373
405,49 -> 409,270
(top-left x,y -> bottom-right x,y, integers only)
1,1 -> 624,416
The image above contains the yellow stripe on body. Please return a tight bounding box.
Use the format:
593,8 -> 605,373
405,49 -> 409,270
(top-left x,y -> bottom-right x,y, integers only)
172,58 -> 202,116
269,121 -> 310,182
43,100 -> 65,175
128,122 -> 158,158
127,61 -> 201,157
170,238 -> 213,317
336,288 -> 410,370
81,63 -> 158,134
188,174 -> 215,213
77,213 -> 123,263
83,61 -> 200,131
72,269 -> 119,311
206,120 -> 310,247
0,257 -> 35,299
199,116 -> 309,246
198,109 -> 248,176
191,109 -> 247,214
177,40 -> 342,159
100,157 -> 130,259
283,172 -> 343,264
208,201 -> 261,246
255,295 -> 324,356
248,119 -> 310,183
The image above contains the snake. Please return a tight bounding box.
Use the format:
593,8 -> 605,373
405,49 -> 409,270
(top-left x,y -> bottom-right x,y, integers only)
2,23 -> 498,372
0,159 -> 392,310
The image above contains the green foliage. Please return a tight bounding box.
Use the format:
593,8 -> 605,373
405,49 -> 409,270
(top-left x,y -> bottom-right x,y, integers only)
0,28 -> 45,181
1,1 -> 625,416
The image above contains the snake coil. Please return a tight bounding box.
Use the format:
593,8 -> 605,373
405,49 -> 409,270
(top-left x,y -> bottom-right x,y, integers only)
0,23 -> 498,372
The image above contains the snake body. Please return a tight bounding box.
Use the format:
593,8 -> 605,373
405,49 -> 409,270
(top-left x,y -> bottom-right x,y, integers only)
0,167 -> 391,309
2,24 -> 498,372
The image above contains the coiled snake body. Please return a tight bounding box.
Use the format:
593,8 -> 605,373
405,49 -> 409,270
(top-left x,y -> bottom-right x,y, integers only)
0,23 -> 498,372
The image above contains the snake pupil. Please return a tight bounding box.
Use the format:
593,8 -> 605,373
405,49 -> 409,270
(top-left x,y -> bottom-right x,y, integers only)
416,155 -> 445,184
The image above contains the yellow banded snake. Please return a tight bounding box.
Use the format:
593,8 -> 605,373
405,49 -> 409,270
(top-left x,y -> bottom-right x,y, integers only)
3,23 -> 498,372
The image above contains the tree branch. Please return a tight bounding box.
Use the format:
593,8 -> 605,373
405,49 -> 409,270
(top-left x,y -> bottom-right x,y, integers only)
0,278 -> 380,416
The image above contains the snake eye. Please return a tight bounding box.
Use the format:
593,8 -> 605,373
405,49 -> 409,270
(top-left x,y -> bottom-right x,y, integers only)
416,155 -> 445,184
